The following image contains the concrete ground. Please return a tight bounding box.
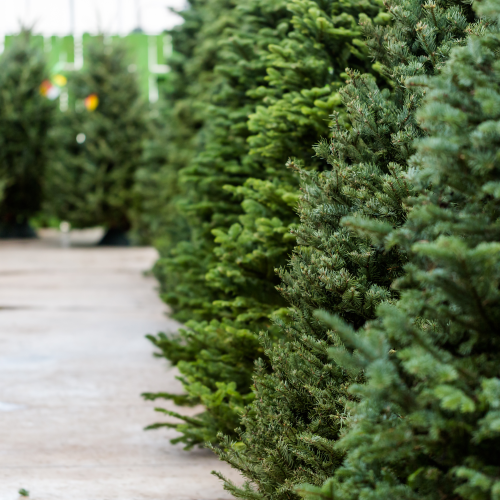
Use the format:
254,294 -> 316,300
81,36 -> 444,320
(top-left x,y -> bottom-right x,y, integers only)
0,230 -> 239,500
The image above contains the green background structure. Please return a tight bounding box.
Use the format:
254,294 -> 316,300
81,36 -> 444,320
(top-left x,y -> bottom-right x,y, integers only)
2,32 -> 171,103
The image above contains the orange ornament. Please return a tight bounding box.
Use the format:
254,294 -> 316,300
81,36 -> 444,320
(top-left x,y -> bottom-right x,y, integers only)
84,94 -> 99,111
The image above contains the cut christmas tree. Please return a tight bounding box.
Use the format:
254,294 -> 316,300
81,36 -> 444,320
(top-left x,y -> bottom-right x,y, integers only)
0,31 -> 55,238
144,0 -> 388,449
131,1 -> 208,248
143,0 -> 292,448
46,37 -> 148,245
298,1 -> 500,497
214,0 -> 478,497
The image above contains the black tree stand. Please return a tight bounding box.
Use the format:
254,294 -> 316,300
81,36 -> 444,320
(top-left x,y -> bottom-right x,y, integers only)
0,221 -> 37,239
98,227 -> 130,247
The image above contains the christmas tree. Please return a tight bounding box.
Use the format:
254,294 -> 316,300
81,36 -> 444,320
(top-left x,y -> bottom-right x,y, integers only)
130,100 -> 189,246
131,1 -> 209,248
46,37 -> 148,244
144,0 -> 387,449
214,0 -> 477,497
142,0 -> 240,322
297,0 -> 500,497
0,31 -> 55,237
143,0 -> 292,448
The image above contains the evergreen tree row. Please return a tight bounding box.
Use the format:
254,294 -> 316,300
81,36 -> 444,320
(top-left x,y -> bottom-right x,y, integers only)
0,34 -> 149,244
142,0 -> 390,449
3,3 -> 498,499
142,0 -> 498,498
213,0 -> 479,495
297,0 -> 500,497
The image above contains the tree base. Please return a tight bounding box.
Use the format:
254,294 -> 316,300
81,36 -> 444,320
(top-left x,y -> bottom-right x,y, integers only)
0,222 -> 37,239
98,228 -> 130,247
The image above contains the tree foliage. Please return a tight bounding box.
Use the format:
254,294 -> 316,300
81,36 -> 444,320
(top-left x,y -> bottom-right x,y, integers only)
144,0 -> 388,449
0,31 -> 55,236
298,1 -> 500,497
144,0 -> 292,448
131,1 -> 213,248
46,38 -> 148,239
213,0 -> 477,497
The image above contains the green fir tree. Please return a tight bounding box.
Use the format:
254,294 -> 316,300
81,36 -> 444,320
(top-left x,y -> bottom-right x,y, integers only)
214,0 -> 477,497
0,31 -> 55,237
131,1 -> 209,248
46,38 -> 148,244
130,100 -> 190,246
150,0 -> 288,322
144,0 -> 292,448
298,1 -> 500,498
144,0 -> 388,449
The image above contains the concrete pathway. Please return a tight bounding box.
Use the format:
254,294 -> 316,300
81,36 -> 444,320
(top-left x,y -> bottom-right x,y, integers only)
0,230 -> 239,500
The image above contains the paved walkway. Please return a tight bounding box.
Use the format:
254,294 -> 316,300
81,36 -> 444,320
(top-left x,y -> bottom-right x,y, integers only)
0,230 -> 239,500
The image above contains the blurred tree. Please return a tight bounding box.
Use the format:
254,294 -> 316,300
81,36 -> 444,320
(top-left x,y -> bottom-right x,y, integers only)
46,37 -> 148,245
0,31 -> 56,238
130,3 -> 207,248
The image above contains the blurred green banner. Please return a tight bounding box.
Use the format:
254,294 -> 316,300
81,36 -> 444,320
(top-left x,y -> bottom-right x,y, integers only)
3,33 -> 171,103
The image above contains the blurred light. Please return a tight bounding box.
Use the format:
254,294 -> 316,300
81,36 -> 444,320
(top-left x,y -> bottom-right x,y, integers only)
53,74 -> 68,87
84,94 -> 99,111
59,221 -> 71,233
39,80 -> 61,100
76,133 -> 86,144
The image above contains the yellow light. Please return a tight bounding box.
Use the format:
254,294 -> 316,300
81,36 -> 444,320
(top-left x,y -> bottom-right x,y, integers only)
53,74 -> 67,87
